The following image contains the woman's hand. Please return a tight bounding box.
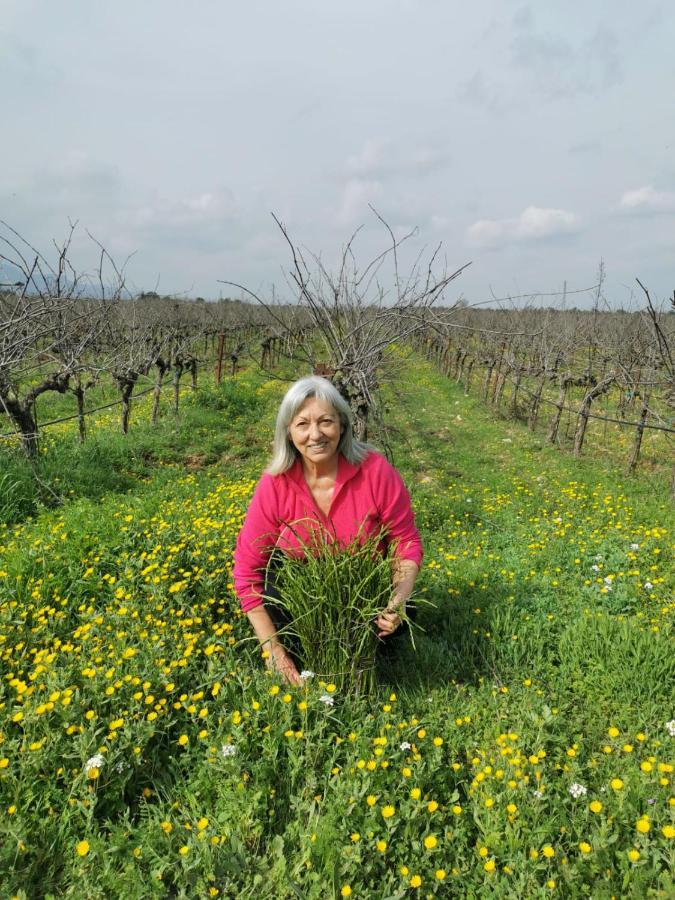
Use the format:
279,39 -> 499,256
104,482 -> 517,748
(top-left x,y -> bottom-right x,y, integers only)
375,602 -> 404,638
376,560 -> 419,638
246,605 -> 302,686
266,643 -> 303,686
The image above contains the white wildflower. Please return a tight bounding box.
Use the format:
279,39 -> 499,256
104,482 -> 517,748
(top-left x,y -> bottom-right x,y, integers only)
299,670 -> 315,680
533,790 -> 543,799
591,564 -> 600,572
569,782 -> 587,799
85,753 -> 105,773
666,720 -> 675,738
644,582 -> 654,591
221,743 -> 236,758
399,741 -> 411,751
319,694 -> 335,707
630,543 -> 640,550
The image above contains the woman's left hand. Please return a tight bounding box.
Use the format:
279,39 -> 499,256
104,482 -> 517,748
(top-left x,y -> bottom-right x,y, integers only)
376,560 -> 418,638
375,604 -> 403,638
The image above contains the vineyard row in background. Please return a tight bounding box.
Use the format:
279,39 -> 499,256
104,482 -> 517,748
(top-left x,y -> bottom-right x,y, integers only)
413,307 -> 674,492
0,293 -> 314,453
2,301 -> 674,482
2,223 -> 673,493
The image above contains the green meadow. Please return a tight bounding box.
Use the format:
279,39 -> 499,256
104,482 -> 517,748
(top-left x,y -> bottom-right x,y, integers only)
0,355 -> 672,899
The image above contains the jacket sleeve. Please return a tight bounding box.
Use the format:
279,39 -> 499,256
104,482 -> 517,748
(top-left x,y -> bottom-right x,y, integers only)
373,458 -> 424,566
232,474 -> 280,612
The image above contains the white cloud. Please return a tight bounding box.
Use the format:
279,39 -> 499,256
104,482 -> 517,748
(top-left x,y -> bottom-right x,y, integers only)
466,206 -> 579,248
345,138 -> 388,177
466,219 -> 505,248
430,214 -> 450,230
335,137 -> 452,229
344,137 -> 451,180
335,177 -> 382,227
119,188 -> 236,232
516,206 -> 578,239
619,185 -> 675,213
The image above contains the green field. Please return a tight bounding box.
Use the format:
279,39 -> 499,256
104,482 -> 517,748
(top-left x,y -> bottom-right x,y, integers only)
0,356 -> 673,898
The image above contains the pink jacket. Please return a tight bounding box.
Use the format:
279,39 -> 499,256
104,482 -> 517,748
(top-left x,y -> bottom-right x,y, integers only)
233,451 -> 423,612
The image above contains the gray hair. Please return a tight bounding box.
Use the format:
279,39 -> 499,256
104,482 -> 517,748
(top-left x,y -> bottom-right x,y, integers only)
267,375 -> 371,474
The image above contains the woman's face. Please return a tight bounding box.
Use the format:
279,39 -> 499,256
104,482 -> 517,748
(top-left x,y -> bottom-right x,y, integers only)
288,396 -> 343,467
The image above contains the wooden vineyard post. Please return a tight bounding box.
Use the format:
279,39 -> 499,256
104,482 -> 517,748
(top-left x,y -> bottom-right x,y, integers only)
215,332 -> 225,385
528,371 -> 547,432
626,385 -> 652,474
456,349 -> 467,384
151,358 -> 167,424
463,357 -> 475,396
548,376 -> 571,444
509,365 -> 523,414
172,358 -> 184,414
483,359 -> 496,401
573,373 -> 615,457
118,378 -> 136,435
493,365 -> 508,409
74,380 -> 86,442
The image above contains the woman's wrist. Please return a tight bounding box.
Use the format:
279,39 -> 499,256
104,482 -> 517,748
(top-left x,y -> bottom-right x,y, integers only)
389,595 -> 407,613
246,605 -> 279,646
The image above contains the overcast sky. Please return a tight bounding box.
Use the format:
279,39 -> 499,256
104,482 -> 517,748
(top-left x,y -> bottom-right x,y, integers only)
2,0 -> 674,307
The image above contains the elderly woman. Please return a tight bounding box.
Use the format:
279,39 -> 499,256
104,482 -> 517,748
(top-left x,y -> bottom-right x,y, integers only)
233,376 -> 423,685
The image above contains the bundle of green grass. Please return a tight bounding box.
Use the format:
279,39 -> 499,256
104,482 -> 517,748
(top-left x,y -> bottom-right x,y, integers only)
266,531 -> 408,694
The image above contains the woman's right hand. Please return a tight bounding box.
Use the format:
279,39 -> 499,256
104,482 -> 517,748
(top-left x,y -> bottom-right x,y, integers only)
266,643 -> 302,686
246,605 -> 302,686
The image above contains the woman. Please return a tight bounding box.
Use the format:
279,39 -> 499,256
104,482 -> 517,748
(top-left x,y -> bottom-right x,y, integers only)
233,376 -> 423,685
